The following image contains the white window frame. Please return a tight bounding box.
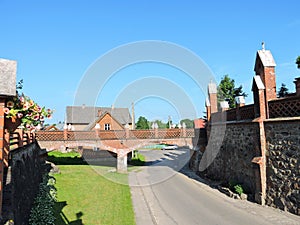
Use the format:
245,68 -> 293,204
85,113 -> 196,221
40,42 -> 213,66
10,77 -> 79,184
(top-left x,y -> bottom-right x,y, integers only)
104,123 -> 110,130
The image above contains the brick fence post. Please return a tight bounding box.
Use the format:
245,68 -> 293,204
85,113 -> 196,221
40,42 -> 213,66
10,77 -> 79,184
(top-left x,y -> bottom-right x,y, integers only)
17,129 -> 24,147
0,98 -> 6,216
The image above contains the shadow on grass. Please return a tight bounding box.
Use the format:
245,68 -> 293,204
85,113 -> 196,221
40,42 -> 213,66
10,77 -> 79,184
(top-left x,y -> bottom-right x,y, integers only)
47,155 -> 88,165
54,201 -> 83,225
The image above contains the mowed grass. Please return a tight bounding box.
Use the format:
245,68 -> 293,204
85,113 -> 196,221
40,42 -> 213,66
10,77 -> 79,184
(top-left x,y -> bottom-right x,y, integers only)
48,151 -> 136,225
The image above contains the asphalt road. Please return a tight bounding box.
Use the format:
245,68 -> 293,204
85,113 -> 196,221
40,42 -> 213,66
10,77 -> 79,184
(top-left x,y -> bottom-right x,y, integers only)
129,149 -> 300,225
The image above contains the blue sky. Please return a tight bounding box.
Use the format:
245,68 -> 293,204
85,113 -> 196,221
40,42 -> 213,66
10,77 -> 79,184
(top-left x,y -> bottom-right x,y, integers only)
1,0 -> 300,124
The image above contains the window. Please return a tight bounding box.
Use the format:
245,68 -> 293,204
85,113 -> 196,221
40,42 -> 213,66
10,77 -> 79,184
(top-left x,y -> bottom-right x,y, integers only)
104,123 -> 110,130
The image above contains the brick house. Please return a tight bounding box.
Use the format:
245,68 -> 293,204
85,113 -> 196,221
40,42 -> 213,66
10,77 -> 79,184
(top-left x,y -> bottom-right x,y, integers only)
66,106 -> 132,130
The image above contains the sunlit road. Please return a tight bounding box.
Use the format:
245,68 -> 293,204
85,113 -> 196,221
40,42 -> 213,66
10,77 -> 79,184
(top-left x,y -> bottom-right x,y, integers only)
129,149 -> 300,225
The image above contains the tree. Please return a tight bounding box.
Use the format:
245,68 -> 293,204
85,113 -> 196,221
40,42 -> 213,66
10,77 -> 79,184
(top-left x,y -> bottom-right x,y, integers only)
278,83 -> 289,98
180,119 -> 194,128
136,116 -> 150,129
296,56 -> 300,69
151,120 -> 167,129
217,75 -> 247,109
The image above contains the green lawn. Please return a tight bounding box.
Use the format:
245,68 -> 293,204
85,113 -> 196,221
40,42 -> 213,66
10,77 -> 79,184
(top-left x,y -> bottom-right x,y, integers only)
48,151 -> 136,225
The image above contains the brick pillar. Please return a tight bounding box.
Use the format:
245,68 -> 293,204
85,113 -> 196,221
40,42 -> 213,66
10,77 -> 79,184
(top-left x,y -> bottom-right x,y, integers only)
208,81 -> 218,113
117,152 -> 127,173
258,89 -> 266,119
220,101 -> 229,112
253,75 -> 267,119
17,129 -> 24,147
235,96 -> 245,107
154,124 -> 158,139
63,123 -> 68,140
0,98 -> 6,215
254,49 -> 277,102
125,124 -> 130,139
205,98 -> 211,121
294,77 -> 300,96
235,96 -> 245,120
252,76 -> 267,205
182,123 -> 187,137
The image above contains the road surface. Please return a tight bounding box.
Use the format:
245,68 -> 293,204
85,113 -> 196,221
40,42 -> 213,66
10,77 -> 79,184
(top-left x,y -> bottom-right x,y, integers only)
129,149 -> 300,225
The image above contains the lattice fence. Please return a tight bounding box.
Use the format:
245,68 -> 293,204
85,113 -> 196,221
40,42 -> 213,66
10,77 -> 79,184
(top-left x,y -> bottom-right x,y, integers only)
68,131 -> 98,140
185,129 -> 195,138
130,130 -> 155,139
36,131 -> 64,141
98,130 -> 126,140
269,97 -> 300,118
36,128 -> 195,142
239,104 -> 255,120
226,109 -> 236,121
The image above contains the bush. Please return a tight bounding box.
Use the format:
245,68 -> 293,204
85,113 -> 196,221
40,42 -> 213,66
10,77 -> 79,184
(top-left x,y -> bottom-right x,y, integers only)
129,151 -> 145,166
28,175 -> 57,225
228,181 -> 244,195
234,184 -> 244,195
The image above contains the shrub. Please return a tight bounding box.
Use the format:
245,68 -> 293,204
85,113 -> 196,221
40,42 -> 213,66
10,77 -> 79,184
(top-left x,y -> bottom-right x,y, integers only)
129,151 -> 145,166
234,184 -> 244,195
228,180 -> 244,195
28,175 -> 57,225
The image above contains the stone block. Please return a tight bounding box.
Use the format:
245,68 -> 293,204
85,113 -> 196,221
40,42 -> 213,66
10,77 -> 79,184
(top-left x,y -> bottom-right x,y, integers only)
0,58 -> 17,96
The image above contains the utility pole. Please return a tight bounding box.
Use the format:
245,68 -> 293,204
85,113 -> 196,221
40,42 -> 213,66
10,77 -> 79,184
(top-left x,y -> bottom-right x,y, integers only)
131,102 -> 135,130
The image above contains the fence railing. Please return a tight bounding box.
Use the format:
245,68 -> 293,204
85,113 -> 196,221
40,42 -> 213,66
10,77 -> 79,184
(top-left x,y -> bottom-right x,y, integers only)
9,130 -> 35,149
268,96 -> 300,118
35,128 -> 195,141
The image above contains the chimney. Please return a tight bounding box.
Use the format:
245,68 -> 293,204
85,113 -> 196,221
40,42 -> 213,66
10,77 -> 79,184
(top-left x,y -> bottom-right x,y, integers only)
294,77 -> 300,96
97,110 -> 102,117
235,96 -> 245,107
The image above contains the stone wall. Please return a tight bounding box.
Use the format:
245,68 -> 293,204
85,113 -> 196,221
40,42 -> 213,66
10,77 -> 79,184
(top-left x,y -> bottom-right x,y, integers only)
201,122 -> 260,196
192,118 -> 300,215
265,119 -> 300,215
8,142 -> 47,224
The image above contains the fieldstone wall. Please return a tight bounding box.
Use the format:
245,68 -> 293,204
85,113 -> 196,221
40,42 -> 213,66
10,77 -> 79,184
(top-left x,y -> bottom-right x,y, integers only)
8,142 -> 47,225
265,120 -> 300,215
200,122 -> 260,196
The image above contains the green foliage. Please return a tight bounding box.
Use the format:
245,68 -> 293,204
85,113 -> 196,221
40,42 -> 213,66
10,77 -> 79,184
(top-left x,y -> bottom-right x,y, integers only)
4,80 -> 53,130
234,184 -> 244,195
29,175 -> 56,225
296,56 -> 300,69
218,75 -> 247,108
47,151 -> 86,165
136,116 -> 150,129
180,118 -> 194,128
129,150 -> 145,166
228,180 -> 244,195
151,120 -> 167,129
278,83 -> 289,98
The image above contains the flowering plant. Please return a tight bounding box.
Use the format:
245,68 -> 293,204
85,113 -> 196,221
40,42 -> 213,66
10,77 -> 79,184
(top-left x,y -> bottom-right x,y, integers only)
4,92 -> 53,130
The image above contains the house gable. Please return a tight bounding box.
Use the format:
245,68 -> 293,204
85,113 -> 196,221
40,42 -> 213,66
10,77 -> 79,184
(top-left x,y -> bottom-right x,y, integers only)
86,112 -> 125,131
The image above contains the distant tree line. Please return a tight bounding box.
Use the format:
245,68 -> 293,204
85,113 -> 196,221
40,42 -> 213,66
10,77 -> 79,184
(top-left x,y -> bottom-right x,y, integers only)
277,56 -> 300,98
135,116 -> 194,129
